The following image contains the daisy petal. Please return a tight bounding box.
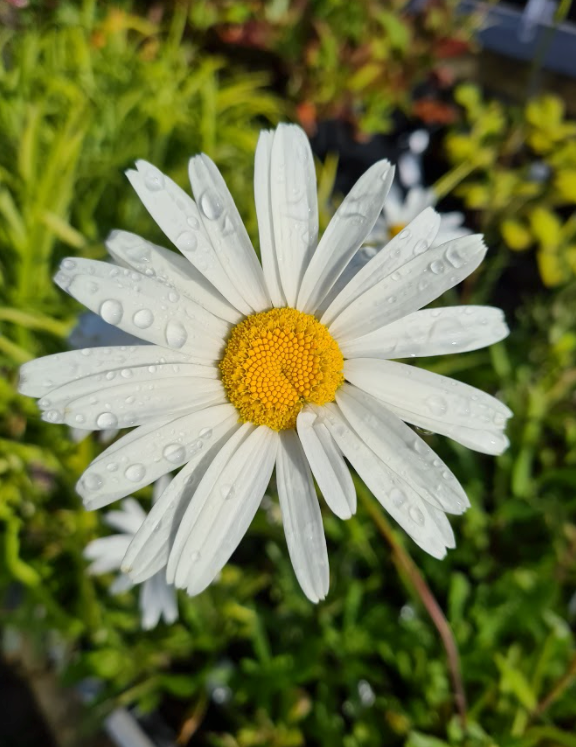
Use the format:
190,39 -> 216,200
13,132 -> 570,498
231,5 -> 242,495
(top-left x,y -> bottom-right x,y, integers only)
38,360 -> 220,426
269,124 -> 319,307
18,345 -> 195,398
277,430 -> 330,603
109,574 -> 134,595
169,425 -> 277,595
84,535 -> 132,573
188,154 -> 271,312
254,130 -> 286,307
41,368 -> 224,430
78,405 -> 238,509
103,498 -> 146,534
126,161 -> 251,315
321,207 -> 441,326
123,422 -> 242,584
327,235 -> 488,342
344,358 -> 511,455
318,403 -> 452,559
340,306 -> 509,359
54,258 -> 228,359
106,230 -> 241,324
297,159 -> 394,313
140,573 -> 178,629
297,409 -> 356,519
336,384 -> 469,515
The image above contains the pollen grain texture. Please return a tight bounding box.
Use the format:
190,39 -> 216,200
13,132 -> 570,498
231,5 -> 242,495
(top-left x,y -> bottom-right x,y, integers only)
220,308 -> 344,431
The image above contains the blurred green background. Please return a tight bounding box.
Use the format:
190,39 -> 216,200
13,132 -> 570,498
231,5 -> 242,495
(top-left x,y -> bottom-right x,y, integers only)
1,1 -> 576,745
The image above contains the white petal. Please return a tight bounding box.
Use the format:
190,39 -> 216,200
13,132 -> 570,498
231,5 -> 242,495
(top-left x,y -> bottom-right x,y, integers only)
317,403 -> 452,559
344,358 -> 511,455
322,207 -> 441,326
140,573 -> 178,629
340,306 -> 509,359
336,384 -> 469,515
54,258 -> 228,360
277,430 -> 329,603
296,409 -> 356,519
103,498 -> 146,535
84,535 -> 131,573
269,124 -> 319,307
168,425 -> 277,595
18,345 -> 193,398
188,154 -> 271,312
109,573 -> 134,594
39,364 -> 224,430
78,405 -> 238,509
254,130 -> 286,307
126,161 -> 251,315
327,235 -> 488,343
106,230 -> 241,324
122,422 -> 242,584
297,160 -> 394,313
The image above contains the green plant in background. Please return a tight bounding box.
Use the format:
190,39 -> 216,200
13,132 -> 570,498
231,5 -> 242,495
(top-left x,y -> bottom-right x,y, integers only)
1,2 -> 576,747
187,0 -> 479,134
441,85 -> 576,287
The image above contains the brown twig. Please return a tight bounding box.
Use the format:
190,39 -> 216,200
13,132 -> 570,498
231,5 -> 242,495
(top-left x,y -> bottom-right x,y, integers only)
531,652 -> 576,722
360,492 -> 468,728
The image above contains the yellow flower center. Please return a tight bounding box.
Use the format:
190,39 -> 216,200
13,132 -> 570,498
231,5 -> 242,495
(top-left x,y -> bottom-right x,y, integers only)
389,223 -> 407,238
220,308 -> 344,431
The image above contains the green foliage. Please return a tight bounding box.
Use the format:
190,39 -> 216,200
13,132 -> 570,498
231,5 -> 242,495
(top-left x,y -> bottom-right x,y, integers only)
442,85 -> 576,287
1,3 -> 575,747
187,0 -> 479,135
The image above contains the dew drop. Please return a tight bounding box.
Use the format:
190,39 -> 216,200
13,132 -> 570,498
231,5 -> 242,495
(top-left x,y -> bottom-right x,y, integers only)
168,290 -> 180,303
429,260 -> 445,274
391,271 -> 402,281
200,189 -> 224,220
96,412 -> 118,429
84,473 -> 103,491
189,439 -> 203,455
165,320 -> 188,349
100,299 -> 123,326
148,365 -> 157,373
186,215 -> 199,229
44,410 -> 63,423
75,414 -> 85,424
144,169 -> 165,192
133,308 -> 154,329
413,239 -> 428,255
62,259 -> 76,270
445,243 -> 467,268
220,484 -> 235,500
409,505 -> 425,525
125,396 -> 135,405
177,231 -> 197,253
418,279 -> 429,291
199,427 -> 213,439
387,296 -> 396,304
125,463 -> 145,482
398,229 -> 411,241
105,371 -> 116,381
163,443 -> 186,464
121,368 -> 133,379
390,488 -> 407,507
106,462 -> 118,472
190,551 -> 201,563
426,395 -> 448,416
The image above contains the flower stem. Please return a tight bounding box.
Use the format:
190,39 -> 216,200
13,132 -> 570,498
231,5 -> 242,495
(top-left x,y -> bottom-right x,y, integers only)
360,490 -> 468,728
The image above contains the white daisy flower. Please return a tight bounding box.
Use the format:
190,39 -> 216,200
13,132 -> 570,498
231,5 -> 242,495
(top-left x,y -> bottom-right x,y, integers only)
84,478 -> 178,630
19,124 -> 511,603
368,185 -> 471,248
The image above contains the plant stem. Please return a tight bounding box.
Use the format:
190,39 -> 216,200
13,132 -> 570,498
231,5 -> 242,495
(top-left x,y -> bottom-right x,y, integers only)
531,653 -> 576,721
360,491 -> 468,728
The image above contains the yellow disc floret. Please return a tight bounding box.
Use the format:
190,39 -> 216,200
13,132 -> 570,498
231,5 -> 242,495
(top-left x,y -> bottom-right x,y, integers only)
220,308 -> 344,431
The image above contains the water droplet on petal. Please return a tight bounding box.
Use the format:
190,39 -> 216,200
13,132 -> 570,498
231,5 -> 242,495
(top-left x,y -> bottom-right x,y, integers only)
177,231 -> 197,253
429,260 -> 445,274
106,462 -> 118,472
426,395 -> 448,417
199,427 -> 212,439
163,444 -> 186,464
390,488 -> 407,507
143,169 -> 165,192
62,259 -> 76,270
200,189 -> 224,220
133,308 -> 154,329
125,463 -> 145,482
100,299 -> 123,325
84,473 -> 103,490
445,244 -> 467,268
165,320 -> 187,349
96,412 -> 118,429
168,290 -> 180,303
220,484 -> 234,500
413,239 -> 428,255
186,216 -> 199,229
409,506 -> 425,525
190,551 -> 201,563
75,414 -> 85,424
398,229 -> 411,241
121,368 -> 133,379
